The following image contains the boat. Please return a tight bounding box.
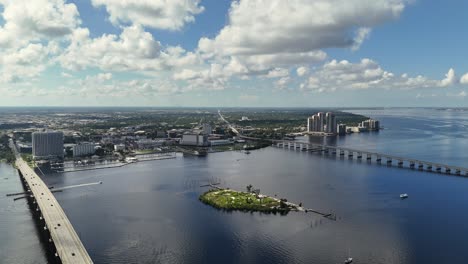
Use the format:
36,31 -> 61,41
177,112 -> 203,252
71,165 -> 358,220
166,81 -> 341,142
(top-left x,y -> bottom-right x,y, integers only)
400,193 -> 409,199
344,257 -> 353,263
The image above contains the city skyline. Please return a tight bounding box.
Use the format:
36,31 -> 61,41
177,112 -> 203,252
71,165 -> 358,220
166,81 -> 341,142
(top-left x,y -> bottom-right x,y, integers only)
1,0 -> 468,107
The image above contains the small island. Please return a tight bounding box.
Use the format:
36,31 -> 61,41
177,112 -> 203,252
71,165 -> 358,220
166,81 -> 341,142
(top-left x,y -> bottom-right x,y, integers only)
199,184 -> 300,214
200,184 -> 336,220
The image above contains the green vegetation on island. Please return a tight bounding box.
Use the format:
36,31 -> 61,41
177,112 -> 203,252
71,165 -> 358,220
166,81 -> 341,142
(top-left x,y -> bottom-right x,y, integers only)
199,188 -> 292,213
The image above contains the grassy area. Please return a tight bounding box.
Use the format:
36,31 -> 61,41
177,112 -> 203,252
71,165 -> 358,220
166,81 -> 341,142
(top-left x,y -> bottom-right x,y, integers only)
21,154 -> 35,168
199,189 -> 290,213
0,134 -> 15,163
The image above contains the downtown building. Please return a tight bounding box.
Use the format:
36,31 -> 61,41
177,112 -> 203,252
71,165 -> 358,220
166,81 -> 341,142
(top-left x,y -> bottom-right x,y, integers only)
72,143 -> 96,157
32,131 -> 64,160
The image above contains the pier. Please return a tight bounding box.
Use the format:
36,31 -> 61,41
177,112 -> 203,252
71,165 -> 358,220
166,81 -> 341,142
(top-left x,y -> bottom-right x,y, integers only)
273,140 -> 468,176
10,140 -> 93,264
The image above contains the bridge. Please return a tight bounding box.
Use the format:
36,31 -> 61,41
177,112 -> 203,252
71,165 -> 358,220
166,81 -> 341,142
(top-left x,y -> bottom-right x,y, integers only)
273,140 -> 468,176
10,140 -> 93,264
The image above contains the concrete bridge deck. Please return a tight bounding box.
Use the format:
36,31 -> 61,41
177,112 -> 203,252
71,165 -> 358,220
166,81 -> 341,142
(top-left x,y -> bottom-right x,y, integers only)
274,140 -> 468,176
10,138 -> 93,264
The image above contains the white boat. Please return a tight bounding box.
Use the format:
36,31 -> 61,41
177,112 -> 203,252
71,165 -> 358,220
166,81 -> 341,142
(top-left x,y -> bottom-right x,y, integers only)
400,193 -> 409,199
344,257 -> 353,263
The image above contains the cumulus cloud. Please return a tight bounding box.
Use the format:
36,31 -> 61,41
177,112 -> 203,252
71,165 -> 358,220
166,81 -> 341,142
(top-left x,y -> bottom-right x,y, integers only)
300,59 -> 456,92
59,25 -> 160,71
0,0 -> 80,47
461,73 -> 468,84
0,0 -> 80,83
439,68 -> 456,87
296,66 -> 309,77
91,0 -> 204,31
199,0 -> 406,57
59,25 -> 200,73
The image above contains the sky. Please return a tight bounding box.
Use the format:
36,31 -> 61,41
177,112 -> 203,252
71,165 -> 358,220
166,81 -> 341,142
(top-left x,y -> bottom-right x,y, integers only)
1,0 -> 468,107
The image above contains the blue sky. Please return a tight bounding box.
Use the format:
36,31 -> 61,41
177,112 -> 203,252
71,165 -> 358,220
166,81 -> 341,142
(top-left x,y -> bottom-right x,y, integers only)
0,0 -> 468,107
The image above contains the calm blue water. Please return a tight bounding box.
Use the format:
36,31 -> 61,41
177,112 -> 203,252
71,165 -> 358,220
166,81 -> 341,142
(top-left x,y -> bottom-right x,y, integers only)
2,108 -> 468,263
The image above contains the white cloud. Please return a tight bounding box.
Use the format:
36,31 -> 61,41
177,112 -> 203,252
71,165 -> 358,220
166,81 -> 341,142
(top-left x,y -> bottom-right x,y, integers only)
461,73 -> 468,84
199,0 -> 405,57
352,27 -> 372,51
91,0 -> 204,31
266,68 -> 289,78
0,0 -> 80,83
296,66 -> 309,77
439,68 -> 456,87
300,58 -> 456,92
275,76 -> 291,90
59,25 -> 200,73
0,0 -> 80,48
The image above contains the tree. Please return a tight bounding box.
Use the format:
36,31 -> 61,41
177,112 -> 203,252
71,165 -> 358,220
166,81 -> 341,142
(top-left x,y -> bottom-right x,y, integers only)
246,184 -> 253,192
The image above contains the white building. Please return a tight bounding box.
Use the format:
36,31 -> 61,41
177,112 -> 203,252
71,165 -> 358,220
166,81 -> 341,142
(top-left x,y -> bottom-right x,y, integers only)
307,112 -> 336,134
180,133 -> 208,146
361,119 -> 380,130
209,139 -> 233,146
136,139 -> 164,149
72,143 -> 96,157
32,131 -> 64,160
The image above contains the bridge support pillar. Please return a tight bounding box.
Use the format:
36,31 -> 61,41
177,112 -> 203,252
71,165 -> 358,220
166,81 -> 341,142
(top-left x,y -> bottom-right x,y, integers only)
418,163 -> 424,170
340,150 -> 345,156
386,159 -> 392,165
409,162 -> 415,169
427,165 -> 432,171
376,156 -> 382,164
348,152 -> 353,158
456,169 -> 461,175
357,153 -> 362,159
446,168 -> 451,174
398,160 -> 404,167
436,167 -> 442,173
366,154 -> 372,161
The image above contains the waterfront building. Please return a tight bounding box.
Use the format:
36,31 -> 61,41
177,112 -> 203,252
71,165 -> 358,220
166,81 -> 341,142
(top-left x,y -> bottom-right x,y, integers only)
32,131 -> 64,160
72,143 -> 96,157
337,124 -> 347,135
361,119 -> 380,130
318,112 -> 325,132
181,133 -> 208,146
209,139 -> 233,146
136,139 -> 164,149
307,112 -> 336,135
325,112 -> 336,134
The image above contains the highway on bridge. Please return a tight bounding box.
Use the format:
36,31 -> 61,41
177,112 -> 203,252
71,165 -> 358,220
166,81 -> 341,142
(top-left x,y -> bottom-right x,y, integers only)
11,140 -> 93,264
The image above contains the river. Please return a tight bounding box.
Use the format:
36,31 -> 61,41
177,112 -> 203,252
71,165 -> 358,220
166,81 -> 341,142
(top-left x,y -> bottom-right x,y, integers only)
2,108 -> 468,263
